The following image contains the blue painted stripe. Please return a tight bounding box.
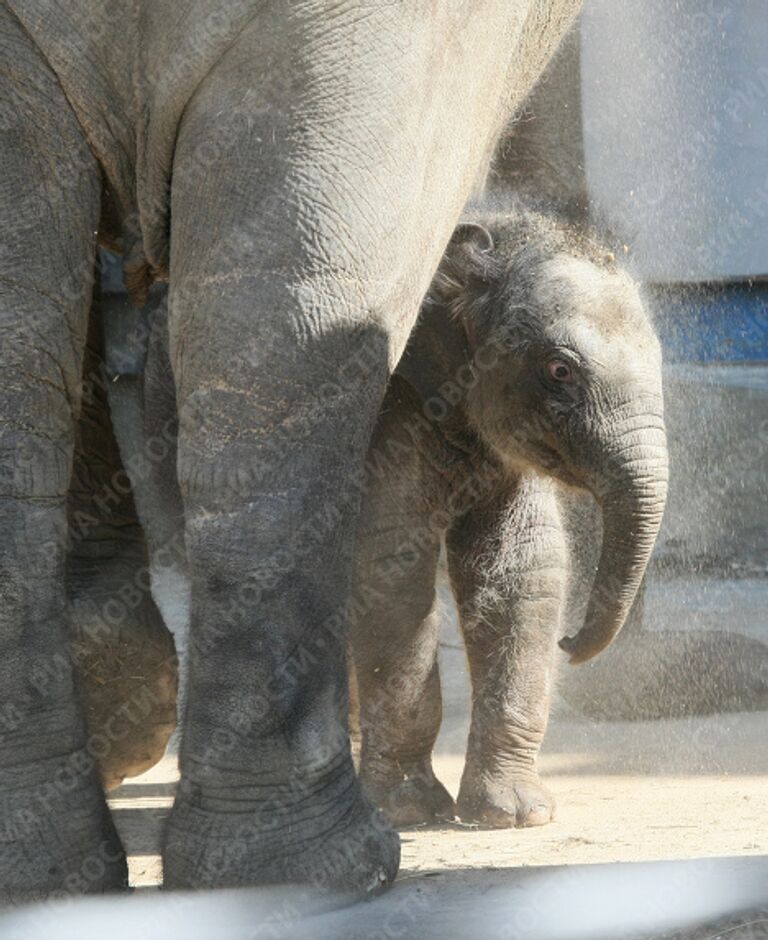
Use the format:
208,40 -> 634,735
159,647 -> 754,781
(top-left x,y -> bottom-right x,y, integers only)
99,246 -> 767,366
652,283 -> 768,364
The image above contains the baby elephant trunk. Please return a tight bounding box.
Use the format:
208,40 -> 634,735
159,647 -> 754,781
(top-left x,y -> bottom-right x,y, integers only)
560,434 -> 669,665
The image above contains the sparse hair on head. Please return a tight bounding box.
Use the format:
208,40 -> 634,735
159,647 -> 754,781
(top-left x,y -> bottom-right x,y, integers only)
428,194 -> 648,350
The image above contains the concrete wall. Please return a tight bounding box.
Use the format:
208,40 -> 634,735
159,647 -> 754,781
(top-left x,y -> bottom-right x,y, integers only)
580,0 -> 768,282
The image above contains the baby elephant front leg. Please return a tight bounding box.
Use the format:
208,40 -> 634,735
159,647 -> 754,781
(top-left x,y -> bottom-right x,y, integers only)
447,475 -> 566,828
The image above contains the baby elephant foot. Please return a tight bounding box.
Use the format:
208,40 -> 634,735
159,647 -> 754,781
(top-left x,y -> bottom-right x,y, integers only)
457,772 -> 555,828
362,764 -> 456,827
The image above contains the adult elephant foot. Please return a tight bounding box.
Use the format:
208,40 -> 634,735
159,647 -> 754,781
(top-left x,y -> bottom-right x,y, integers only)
559,629 -> 768,721
1,799 -> 128,904
457,770 -> 556,828
362,763 -> 456,828
163,766 -> 399,894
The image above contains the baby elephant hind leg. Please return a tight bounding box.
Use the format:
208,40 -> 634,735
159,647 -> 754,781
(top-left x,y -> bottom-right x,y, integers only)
353,606 -> 456,828
349,401 -> 456,828
67,291 -> 178,792
447,476 -> 566,828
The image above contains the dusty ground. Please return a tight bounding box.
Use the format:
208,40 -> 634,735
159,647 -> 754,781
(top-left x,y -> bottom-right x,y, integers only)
106,700 -> 767,937
112,710 -> 768,888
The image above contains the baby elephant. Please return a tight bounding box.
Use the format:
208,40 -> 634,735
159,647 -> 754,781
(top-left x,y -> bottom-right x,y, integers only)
349,206 -> 668,828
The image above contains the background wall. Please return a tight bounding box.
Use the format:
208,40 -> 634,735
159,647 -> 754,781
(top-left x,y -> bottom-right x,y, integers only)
581,0 -> 768,283
580,2 -> 767,633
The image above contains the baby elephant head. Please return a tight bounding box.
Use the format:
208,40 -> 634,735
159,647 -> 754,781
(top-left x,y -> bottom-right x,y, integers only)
435,213 -> 668,664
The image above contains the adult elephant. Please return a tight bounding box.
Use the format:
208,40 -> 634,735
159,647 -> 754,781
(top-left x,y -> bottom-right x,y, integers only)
0,0 -> 581,900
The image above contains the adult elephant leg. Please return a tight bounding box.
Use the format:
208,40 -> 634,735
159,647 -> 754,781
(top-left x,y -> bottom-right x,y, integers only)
447,475 -> 566,828
159,4 -> 572,893
162,294 -> 401,889
349,390 -> 454,828
0,11 -> 126,899
67,290 -> 177,792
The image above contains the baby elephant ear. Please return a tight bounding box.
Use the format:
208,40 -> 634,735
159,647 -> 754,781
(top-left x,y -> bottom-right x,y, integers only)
449,222 -> 495,255
446,223 -> 496,280
431,222 -> 496,305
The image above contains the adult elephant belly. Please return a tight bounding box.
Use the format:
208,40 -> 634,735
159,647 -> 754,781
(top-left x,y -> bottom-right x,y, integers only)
0,0 -> 581,898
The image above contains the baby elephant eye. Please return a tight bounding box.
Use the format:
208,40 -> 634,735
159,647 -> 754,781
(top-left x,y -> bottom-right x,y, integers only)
547,359 -> 573,383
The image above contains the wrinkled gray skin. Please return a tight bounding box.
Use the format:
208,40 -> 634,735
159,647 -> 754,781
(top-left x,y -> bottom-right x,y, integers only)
0,0 -> 582,900
493,20 -> 768,721
348,210 -> 668,828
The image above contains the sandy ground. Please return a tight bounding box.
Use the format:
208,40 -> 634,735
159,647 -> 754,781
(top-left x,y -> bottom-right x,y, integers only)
112,712 -> 768,888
